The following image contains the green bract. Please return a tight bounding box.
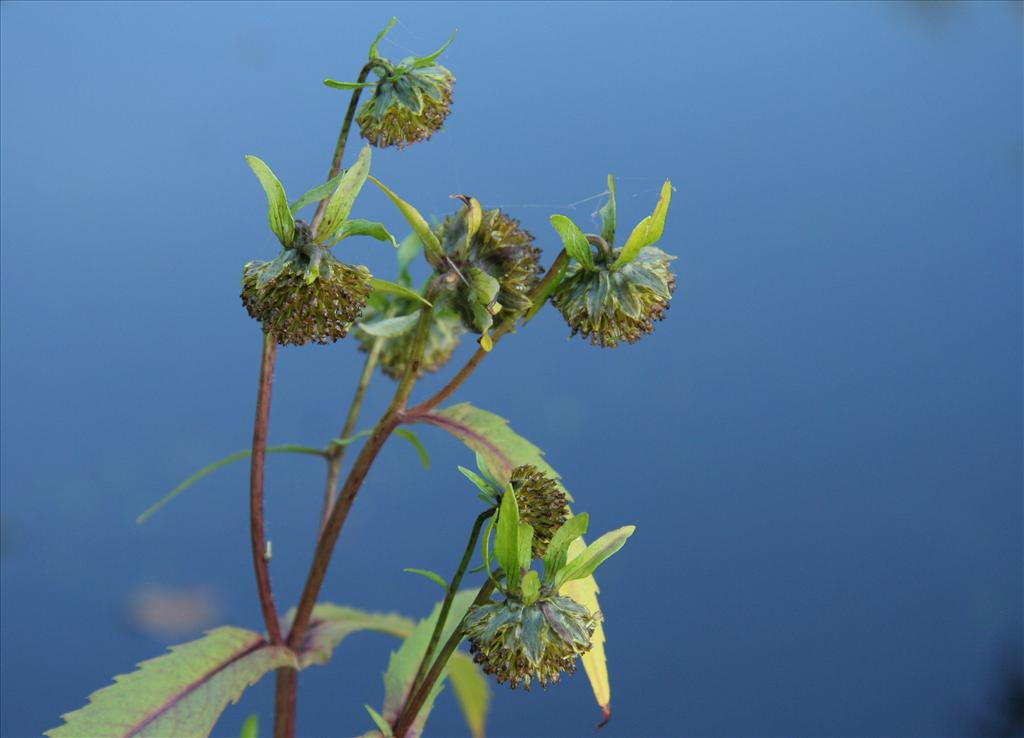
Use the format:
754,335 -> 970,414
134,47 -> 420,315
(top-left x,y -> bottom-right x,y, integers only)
550,176 -> 677,347
356,296 -> 465,380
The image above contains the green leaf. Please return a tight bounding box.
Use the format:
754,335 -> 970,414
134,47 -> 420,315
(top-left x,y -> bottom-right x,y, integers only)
553,525 -> 636,589
517,522 -> 534,573
239,714 -> 259,738
559,546 -> 610,721
245,155 -> 295,247
137,445 -> 327,524
358,313 -> 420,338
365,705 -> 393,737
324,79 -> 378,90
599,174 -> 617,247
612,179 -> 672,269
403,568 -> 448,589
382,591 -> 479,738
542,512 -> 589,585
370,278 -> 432,307
46,627 -> 295,738
523,254 -> 569,324
369,17 -> 397,59
446,650 -> 490,738
520,570 -> 541,606
289,171 -> 345,215
494,485 -> 520,586
315,145 -> 372,244
397,232 -> 423,279
395,428 -> 431,470
330,428 -> 375,448
410,29 -> 456,68
550,214 -> 593,270
457,466 -> 497,500
367,176 -> 443,266
329,218 -> 398,249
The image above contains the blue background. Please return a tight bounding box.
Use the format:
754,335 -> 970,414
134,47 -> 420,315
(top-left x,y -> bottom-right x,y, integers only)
2,2 -> 1021,736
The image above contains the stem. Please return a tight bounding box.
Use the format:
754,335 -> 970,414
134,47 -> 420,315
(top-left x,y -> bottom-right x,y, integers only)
393,580 -> 497,738
318,338 -> 383,535
310,61 -> 380,234
286,280 -> 445,651
586,233 -> 614,262
411,250 -> 569,414
250,332 -> 283,645
409,509 -> 494,696
273,668 -> 298,738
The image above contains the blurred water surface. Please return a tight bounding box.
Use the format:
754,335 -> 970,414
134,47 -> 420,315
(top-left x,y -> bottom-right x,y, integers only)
1,2 -> 1021,737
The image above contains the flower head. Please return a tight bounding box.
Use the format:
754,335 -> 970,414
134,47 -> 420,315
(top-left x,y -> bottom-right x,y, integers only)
549,177 -> 677,348
507,465 -> 569,559
355,298 -> 465,379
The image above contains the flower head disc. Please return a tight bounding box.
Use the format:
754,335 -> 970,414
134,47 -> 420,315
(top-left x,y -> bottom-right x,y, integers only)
553,246 -> 676,348
357,62 -> 455,149
464,594 -> 600,691
508,465 -> 569,558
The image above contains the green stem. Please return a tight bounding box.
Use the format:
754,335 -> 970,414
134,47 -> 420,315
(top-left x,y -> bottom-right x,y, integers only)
393,580 -> 497,738
409,508 -> 494,697
318,338 -> 383,536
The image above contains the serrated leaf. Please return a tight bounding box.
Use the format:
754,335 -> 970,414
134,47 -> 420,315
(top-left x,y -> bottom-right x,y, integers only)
560,545 -> 610,722
330,218 -> 398,249
315,145 -> 372,244
612,179 -> 672,269
365,704 -> 393,737
371,278 -> 432,307
410,29 -> 456,68
543,513 -> 589,585
403,568 -> 448,589
521,570 -> 541,606
136,445 -> 326,524
599,174 -> 617,247
382,591 -> 478,738
46,627 -> 295,738
446,649 -> 490,738
395,428 -> 431,470
239,714 -> 259,738
368,176 -> 443,266
289,171 -> 345,215
245,156 -> 295,247
369,17 -> 397,59
358,313 -> 421,338
324,79 -> 378,90
550,214 -> 593,270
553,525 -> 635,589
494,485 -> 520,586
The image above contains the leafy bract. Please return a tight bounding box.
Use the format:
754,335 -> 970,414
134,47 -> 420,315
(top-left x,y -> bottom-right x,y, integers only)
368,175 -> 444,266
612,179 -> 672,269
46,627 -> 295,738
290,171 -> 345,215
494,486 -> 520,585
371,277 -> 432,307
552,525 -> 635,589
543,513 -> 590,584
403,568 -> 448,589
358,313 -> 421,338
315,145 -> 372,244
329,219 -> 398,249
245,155 -> 295,247
369,17 -> 397,59
550,214 -> 593,270
599,174 -> 617,247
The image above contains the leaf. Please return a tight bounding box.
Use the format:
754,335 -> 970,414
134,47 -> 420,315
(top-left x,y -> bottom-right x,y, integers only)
396,232 -> 423,279
612,179 -> 672,269
553,525 -> 635,588
367,176 -> 444,266
46,627 -> 296,738
382,591 -> 479,738
324,79 -> 378,90
520,570 -> 541,606
245,156 -> 295,247
289,171 -> 345,215
395,428 -> 431,470
330,218 -> 398,248
457,466 -> 497,500
239,714 -> 259,738
365,705 -> 394,737
282,604 -> 415,669
599,174 -> 617,247
560,546 -> 611,723
411,29 -> 457,68
446,650 -> 490,738
315,145 -> 372,244
370,278 -> 433,307
550,214 -> 593,270
369,17 -> 397,59
542,512 -> 589,585
494,484 -> 520,586
136,445 -> 327,524
330,428 -> 375,448
517,522 -> 534,574
358,313 -> 421,338
403,568 -> 448,589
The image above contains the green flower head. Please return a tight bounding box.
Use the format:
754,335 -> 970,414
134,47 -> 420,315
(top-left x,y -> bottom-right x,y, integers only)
550,177 -> 677,348
507,465 -> 569,559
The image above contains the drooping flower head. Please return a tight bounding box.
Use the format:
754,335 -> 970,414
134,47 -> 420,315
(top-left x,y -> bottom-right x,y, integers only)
326,19 -> 456,150
550,177 -> 677,348
240,147 -> 397,346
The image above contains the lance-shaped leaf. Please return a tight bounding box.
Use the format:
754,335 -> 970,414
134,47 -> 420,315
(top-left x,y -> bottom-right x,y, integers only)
599,174 -> 617,246
410,29 -> 457,69
365,705 -> 393,737
403,568 -> 448,589
324,79 -> 378,91
358,312 -> 420,338
521,570 -> 541,606
465,266 -> 500,351
245,156 -> 295,247
612,179 -> 673,269
560,550 -> 611,724
239,714 -> 259,738
46,627 -> 296,738
552,525 -> 635,590
315,145 -> 372,244
329,219 -> 398,249
290,171 -> 345,215
550,214 -> 593,270
368,175 -> 444,267
543,513 -> 590,585
395,428 -> 431,470
370,277 -> 433,307
494,485 -> 520,586
369,16 -> 397,59
396,232 -> 423,282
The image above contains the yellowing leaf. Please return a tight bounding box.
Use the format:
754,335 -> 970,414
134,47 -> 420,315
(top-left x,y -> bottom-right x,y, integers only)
561,540 -> 611,723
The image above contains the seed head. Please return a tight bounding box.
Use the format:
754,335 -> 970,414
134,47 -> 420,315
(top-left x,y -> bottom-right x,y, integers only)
507,465 -> 569,558
357,63 -> 455,149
